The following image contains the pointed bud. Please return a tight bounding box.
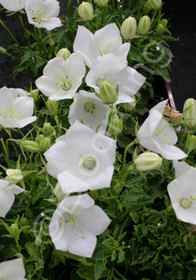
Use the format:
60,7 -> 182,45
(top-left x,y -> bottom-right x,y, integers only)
134,152 -> 162,172
98,80 -> 117,104
147,0 -> 162,10
186,135 -> 196,154
30,89 -> 39,102
54,183 -> 68,202
108,118 -> 123,137
160,19 -> 168,27
42,122 -> 54,136
56,48 -> 71,60
0,47 -> 7,54
121,97 -> 136,112
6,169 -> 23,184
18,140 -> 41,153
183,98 -> 196,128
78,2 -> 94,21
121,16 -> 137,40
94,0 -> 109,7
8,223 -> 20,239
46,100 -> 58,115
138,16 -> 151,35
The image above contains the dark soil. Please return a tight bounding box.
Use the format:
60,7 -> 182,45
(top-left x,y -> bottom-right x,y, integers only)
0,0 -> 195,111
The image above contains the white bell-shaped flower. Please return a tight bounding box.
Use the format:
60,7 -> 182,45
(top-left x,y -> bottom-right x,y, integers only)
68,90 -> 110,133
86,54 -> 146,104
0,258 -> 26,279
73,23 -> 130,67
0,87 -> 37,128
138,100 -> 187,160
36,53 -> 86,101
25,0 -> 62,30
49,194 -> 111,257
0,179 -> 24,218
44,121 -> 116,193
0,0 -> 25,11
167,161 -> 196,224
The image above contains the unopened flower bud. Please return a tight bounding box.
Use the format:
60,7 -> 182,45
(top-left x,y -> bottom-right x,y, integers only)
143,1 -> 152,13
36,135 -> 51,152
94,0 -> 109,7
0,46 -> 7,54
183,98 -> 196,128
56,48 -> 71,60
42,122 -> 54,136
121,97 -> 136,112
160,19 -> 168,27
19,140 -> 40,153
6,169 -> 23,184
186,135 -> 196,154
138,16 -> 151,35
108,118 -> 123,137
121,16 -> 137,40
98,80 -> 117,104
46,100 -> 58,115
156,23 -> 166,35
30,89 -> 39,102
78,2 -> 94,21
54,183 -> 67,201
134,152 -> 162,172
147,0 -> 162,10
8,223 -> 20,239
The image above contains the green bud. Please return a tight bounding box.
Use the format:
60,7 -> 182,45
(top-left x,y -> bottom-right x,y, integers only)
94,0 -> 109,7
49,36 -> 55,47
42,122 -> 54,136
78,2 -> 94,21
143,1 -> 152,14
160,19 -> 168,27
98,80 -> 117,104
19,140 -> 41,153
54,183 -> 68,202
0,46 -> 7,54
134,152 -> 162,172
6,169 -> 23,184
56,48 -> 71,60
8,223 -> 20,239
186,135 -> 196,154
121,16 -> 137,40
183,98 -> 196,128
138,15 -> 151,35
108,118 -> 123,137
30,89 -> 39,102
121,97 -> 136,112
36,135 -> 51,152
46,100 -> 58,115
156,23 -> 166,35
147,0 -> 162,9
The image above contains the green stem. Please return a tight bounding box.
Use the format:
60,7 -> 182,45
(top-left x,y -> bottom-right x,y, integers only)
0,19 -> 20,45
19,14 -> 31,48
67,0 -> 72,18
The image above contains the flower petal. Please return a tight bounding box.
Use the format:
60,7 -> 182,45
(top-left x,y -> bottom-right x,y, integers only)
0,258 -> 26,278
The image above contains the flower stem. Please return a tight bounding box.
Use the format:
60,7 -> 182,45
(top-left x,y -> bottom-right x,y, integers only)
0,19 -> 20,45
19,14 -> 31,48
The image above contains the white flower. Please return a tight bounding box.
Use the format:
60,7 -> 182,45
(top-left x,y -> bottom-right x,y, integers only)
0,87 -> 37,128
86,54 -> 146,104
36,53 -> 86,101
0,258 -> 26,279
0,179 -> 24,218
73,23 -> 130,67
167,161 -> 196,224
137,100 -> 187,160
44,121 -> 116,193
68,90 -> 110,133
0,0 -> 25,11
49,193 -> 111,257
25,0 -> 62,31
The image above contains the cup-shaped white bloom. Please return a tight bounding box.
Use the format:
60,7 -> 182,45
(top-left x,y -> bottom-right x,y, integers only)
49,194 -> 111,257
167,161 -> 196,224
44,121 -> 116,193
137,100 -> 187,160
0,0 -> 25,11
25,0 -> 62,30
86,54 -> 146,104
0,87 -> 37,128
36,53 -> 86,101
68,90 -> 110,133
0,179 -> 24,218
0,258 -> 26,279
73,23 -> 130,67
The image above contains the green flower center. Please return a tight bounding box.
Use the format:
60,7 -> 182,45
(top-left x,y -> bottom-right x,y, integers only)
180,198 -> 192,209
84,101 -> 95,113
82,156 -> 96,170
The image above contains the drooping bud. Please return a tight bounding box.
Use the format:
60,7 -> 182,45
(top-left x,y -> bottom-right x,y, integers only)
6,169 -> 23,184
56,48 -> 71,60
46,100 -> 58,115
134,152 -> 162,172
78,2 -> 94,21
94,0 -> 109,7
108,118 -> 123,137
0,46 -> 7,54
42,122 -> 54,136
30,89 -> 39,102
138,15 -> 151,35
18,140 -> 41,153
121,97 -> 136,112
183,98 -> 196,128
147,0 -> 162,10
120,16 -> 137,40
98,80 -> 118,104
